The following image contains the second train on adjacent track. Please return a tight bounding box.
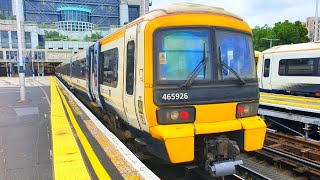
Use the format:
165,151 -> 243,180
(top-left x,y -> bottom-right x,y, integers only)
55,3 -> 266,177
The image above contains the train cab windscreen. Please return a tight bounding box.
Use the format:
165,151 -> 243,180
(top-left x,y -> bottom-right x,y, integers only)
217,30 -> 256,81
154,28 -> 256,85
155,28 -> 213,82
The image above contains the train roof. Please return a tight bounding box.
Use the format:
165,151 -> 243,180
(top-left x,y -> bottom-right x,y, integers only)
142,3 -> 243,21
262,42 -> 320,54
99,3 -> 244,44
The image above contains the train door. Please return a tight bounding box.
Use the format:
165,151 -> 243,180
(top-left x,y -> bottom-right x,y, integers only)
92,42 -> 103,107
261,54 -> 272,89
86,47 -> 95,101
123,27 -> 141,129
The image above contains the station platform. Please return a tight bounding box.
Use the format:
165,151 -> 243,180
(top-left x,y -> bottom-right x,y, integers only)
260,92 -> 320,113
259,92 -> 320,127
0,76 -> 159,180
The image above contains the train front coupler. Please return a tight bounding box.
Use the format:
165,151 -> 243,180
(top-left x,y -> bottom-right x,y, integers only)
203,137 -> 243,177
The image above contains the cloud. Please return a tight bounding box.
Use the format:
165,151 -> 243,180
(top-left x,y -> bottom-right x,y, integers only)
149,0 -> 316,27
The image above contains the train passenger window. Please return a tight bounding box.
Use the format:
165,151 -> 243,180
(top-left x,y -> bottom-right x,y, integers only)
263,59 -> 270,77
126,41 -> 135,95
278,60 -> 286,76
287,59 -> 314,76
80,59 -> 86,80
317,59 -> 320,75
278,58 -> 319,76
101,48 -> 118,87
66,64 -> 70,76
72,60 -> 79,78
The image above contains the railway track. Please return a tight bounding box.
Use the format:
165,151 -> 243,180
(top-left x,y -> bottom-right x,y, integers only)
253,131 -> 320,179
236,165 -> 271,180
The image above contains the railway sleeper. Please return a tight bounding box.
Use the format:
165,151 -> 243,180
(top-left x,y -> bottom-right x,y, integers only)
253,150 -> 320,179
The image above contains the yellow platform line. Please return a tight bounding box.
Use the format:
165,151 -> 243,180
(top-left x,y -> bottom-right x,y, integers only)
261,92 -> 320,103
50,77 -> 91,179
261,98 -> 320,110
54,78 -> 111,180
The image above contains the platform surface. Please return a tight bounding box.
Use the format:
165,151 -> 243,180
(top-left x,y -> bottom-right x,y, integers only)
0,76 -> 158,180
0,77 -> 52,180
260,92 -> 320,113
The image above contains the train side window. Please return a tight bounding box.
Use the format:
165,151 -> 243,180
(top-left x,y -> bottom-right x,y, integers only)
317,59 -> 320,75
101,48 -> 118,87
80,58 -> 86,80
278,59 -> 286,76
126,41 -> 135,95
287,58 -> 314,76
263,59 -> 270,77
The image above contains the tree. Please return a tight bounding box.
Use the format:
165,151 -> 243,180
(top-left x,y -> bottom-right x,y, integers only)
83,33 -> 103,42
40,22 -> 47,28
36,45 -> 45,49
50,23 -> 57,29
252,20 -> 310,51
273,20 -> 309,45
93,24 -> 99,30
0,13 -> 6,20
10,15 -> 16,20
44,30 -> 69,41
252,25 -> 275,51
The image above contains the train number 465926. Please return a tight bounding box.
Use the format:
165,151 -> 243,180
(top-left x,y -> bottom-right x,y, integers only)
162,93 -> 188,100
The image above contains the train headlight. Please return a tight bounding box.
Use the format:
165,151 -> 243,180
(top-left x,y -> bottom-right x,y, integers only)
157,107 -> 195,125
170,111 -> 180,120
236,102 -> 259,118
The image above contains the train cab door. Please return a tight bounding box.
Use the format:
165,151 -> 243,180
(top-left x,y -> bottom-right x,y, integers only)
86,47 -> 95,102
92,42 -> 103,107
123,27 -> 141,129
261,54 -> 272,89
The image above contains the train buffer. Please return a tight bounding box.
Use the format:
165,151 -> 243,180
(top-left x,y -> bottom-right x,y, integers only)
0,76 -> 159,180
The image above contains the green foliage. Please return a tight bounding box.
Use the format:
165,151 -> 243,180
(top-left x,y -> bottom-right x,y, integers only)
10,15 -> 16,20
71,38 -> 79,41
0,13 -> 6,20
36,45 -> 45,49
83,33 -> 103,42
252,25 -> 275,52
44,30 -> 69,41
252,20 -> 310,51
273,20 -> 309,44
50,23 -> 57,29
40,22 -> 47,28
93,24 -> 99,30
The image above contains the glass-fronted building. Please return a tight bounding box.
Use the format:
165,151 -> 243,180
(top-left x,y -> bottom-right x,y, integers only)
24,0 -> 120,28
57,6 -> 92,31
1,0 -> 149,29
0,0 -> 150,76
0,0 -> 13,19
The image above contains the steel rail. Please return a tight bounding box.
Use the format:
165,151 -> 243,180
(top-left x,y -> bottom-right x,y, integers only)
263,147 -> 320,169
236,165 -> 272,180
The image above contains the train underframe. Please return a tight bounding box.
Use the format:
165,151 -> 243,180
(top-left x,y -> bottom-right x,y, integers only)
101,110 -> 247,177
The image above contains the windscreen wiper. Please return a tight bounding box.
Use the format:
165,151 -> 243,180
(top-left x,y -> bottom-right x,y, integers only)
180,43 -> 208,88
218,47 -> 246,85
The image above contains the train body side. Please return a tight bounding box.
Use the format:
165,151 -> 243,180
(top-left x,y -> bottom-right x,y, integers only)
257,43 -> 320,96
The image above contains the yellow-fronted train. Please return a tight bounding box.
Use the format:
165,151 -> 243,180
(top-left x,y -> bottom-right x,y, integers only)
55,3 -> 267,177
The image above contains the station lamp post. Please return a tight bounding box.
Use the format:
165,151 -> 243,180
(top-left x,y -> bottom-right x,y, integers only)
262,38 -> 280,48
315,0 -> 319,42
15,0 -> 26,101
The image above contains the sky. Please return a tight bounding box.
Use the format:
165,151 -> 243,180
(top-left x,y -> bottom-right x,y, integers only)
149,0 -> 317,27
